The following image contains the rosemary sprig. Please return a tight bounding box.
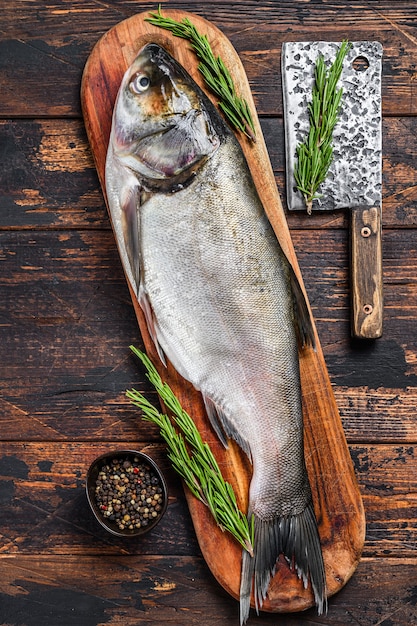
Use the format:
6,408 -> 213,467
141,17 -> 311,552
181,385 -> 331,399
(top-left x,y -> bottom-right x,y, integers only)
294,40 -> 351,214
127,345 -> 254,556
145,6 -> 256,141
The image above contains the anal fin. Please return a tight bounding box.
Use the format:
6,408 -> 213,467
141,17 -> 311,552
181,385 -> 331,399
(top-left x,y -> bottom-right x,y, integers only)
203,395 -> 229,448
202,394 -> 252,460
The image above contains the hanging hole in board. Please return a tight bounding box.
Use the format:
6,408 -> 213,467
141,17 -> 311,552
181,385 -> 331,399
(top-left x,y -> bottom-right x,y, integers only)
352,56 -> 370,72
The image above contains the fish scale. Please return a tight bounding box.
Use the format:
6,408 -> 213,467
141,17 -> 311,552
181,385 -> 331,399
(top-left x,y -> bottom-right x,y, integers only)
105,42 -> 326,623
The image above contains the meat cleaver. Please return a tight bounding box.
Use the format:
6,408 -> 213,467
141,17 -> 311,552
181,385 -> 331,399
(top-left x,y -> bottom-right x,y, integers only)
282,41 -> 383,339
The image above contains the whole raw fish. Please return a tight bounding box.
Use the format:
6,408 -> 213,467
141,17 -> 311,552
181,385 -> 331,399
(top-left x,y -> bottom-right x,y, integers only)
105,42 -> 326,623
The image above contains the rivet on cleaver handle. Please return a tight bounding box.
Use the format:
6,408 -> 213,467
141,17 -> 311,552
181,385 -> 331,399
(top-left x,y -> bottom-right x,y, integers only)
350,205 -> 383,339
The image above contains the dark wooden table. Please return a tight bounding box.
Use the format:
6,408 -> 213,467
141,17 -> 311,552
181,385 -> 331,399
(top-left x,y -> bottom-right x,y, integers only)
1,1 -> 416,624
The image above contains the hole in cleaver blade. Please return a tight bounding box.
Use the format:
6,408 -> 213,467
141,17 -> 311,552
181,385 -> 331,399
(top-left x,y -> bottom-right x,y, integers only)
281,41 -> 383,213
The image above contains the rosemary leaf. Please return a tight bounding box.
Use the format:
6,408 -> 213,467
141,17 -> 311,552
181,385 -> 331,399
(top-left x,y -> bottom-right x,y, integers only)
145,6 -> 256,141
127,346 -> 254,556
294,40 -> 351,214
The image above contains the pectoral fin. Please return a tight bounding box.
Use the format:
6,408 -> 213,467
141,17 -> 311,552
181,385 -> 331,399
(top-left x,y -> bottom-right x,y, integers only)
120,183 -> 167,366
106,151 -> 167,366
106,150 -> 142,296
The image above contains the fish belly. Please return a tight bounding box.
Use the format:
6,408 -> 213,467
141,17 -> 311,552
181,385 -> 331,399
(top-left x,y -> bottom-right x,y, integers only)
141,137 -> 307,505
140,136 -> 325,621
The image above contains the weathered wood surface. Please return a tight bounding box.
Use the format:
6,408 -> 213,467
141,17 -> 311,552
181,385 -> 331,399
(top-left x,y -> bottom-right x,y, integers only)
1,117 -> 417,230
0,1 -> 416,625
0,555 -> 416,625
350,205 -> 383,339
1,1 -> 417,118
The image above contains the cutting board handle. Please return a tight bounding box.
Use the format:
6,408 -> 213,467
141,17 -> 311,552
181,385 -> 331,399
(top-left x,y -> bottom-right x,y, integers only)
350,205 -> 383,339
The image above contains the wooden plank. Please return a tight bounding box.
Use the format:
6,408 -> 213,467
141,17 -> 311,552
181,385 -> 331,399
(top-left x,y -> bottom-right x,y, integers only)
0,2 -> 417,117
0,555 -> 416,625
1,229 -> 417,443
81,8 -> 365,613
0,119 -> 106,230
1,229 -> 416,350
0,442 -> 415,558
1,118 -> 416,231
336,388 -> 417,444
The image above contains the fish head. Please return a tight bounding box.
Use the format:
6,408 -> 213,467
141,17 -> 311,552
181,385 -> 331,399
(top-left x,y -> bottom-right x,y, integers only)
111,43 -> 222,188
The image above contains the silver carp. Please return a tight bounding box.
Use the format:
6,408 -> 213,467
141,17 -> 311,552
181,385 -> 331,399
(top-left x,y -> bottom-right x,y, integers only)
105,43 -> 326,622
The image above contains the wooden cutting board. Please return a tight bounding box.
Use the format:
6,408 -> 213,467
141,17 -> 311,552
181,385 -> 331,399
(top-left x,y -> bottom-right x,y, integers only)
81,9 -> 365,614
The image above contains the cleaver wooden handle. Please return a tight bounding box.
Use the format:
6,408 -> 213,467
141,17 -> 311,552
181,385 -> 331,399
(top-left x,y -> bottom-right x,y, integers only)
350,205 -> 383,339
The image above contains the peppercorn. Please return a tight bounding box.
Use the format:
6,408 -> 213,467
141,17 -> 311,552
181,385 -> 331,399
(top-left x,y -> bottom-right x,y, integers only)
94,455 -> 165,533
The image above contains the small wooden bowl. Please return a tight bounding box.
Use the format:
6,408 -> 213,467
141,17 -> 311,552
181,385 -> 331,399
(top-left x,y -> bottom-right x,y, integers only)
86,449 -> 168,537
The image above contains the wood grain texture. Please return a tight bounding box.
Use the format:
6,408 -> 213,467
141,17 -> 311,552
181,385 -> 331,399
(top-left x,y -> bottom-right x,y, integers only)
2,117 -> 417,231
1,2 -> 417,117
80,8 -> 365,612
1,1 -> 416,624
0,555 -> 416,625
350,206 -> 383,339
0,442 -> 413,558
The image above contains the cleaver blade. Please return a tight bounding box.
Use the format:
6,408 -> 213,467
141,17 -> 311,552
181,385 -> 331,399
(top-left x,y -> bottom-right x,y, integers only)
282,41 -> 383,339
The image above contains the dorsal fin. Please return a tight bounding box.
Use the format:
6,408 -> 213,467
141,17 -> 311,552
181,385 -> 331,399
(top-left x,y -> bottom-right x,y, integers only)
288,263 -> 316,351
120,181 -> 140,292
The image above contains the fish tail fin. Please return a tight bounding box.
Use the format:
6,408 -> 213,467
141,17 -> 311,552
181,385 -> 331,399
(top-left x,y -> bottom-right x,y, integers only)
239,504 -> 327,624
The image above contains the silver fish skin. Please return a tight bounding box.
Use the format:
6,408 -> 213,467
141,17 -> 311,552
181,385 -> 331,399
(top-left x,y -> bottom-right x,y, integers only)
105,43 -> 326,623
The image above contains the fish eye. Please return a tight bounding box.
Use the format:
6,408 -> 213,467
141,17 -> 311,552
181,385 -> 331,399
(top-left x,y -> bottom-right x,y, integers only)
130,73 -> 151,94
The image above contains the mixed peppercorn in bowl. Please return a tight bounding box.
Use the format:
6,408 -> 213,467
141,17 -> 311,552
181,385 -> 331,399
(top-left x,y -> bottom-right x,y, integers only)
86,450 -> 168,536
